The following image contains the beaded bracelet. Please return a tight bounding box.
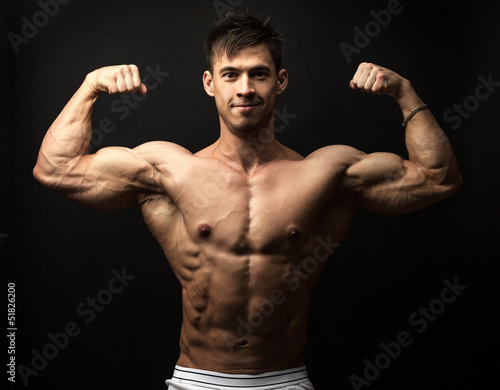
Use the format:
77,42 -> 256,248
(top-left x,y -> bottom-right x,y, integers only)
401,104 -> 428,127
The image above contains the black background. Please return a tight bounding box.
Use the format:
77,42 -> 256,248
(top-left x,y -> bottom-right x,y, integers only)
1,0 -> 499,389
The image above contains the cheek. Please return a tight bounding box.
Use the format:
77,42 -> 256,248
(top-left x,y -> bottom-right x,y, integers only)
214,94 -> 228,110
260,84 -> 278,102
262,90 -> 277,108
213,86 -> 231,103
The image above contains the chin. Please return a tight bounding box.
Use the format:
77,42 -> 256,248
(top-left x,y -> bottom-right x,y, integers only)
231,121 -> 267,136
229,114 -> 272,136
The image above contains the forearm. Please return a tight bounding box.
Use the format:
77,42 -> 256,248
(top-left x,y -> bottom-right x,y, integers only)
34,77 -> 99,181
395,80 -> 462,186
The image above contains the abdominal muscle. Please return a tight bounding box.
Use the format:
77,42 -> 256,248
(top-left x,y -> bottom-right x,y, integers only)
174,247 -> 316,374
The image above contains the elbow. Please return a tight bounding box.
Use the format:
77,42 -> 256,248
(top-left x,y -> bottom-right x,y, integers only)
432,159 -> 464,197
33,163 -> 49,186
436,171 -> 463,199
33,162 -> 59,190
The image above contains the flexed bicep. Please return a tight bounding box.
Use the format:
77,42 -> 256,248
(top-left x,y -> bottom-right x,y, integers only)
40,145 -> 163,210
345,152 -> 446,215
33,65 -> 177,209
344,62 -> 462,214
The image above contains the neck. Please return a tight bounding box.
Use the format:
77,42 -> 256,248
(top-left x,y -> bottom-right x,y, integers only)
215,118 -> 282,174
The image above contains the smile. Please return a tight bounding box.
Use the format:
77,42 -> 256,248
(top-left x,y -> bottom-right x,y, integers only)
233,104 -> 260,112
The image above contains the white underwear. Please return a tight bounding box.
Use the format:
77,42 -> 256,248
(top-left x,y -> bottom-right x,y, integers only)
166,365 -> 314,390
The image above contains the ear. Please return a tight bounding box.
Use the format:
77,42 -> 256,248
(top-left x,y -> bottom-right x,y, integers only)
203,71 -> 215,97
276,69 -> 288,95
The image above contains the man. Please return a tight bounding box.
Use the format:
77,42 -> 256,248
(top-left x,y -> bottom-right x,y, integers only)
33,11 -> 462,390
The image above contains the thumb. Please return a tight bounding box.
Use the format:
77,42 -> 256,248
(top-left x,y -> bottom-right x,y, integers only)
137,83 -> 147,95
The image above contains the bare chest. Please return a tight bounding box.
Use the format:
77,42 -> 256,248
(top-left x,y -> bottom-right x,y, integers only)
147,161 -> 346,256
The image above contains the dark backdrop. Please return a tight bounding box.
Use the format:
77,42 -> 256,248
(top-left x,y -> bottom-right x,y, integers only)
2,1 -> 499,389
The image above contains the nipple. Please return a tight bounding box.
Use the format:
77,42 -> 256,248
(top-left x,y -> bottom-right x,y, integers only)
198,224 -> 212,238
288,227 -> 300,240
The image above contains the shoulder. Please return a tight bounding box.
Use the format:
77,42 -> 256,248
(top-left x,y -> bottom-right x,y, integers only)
300,145 -> 371,197
305,145 -> 366,168
132,141 -> 194,166
133,141 -> 192,155
271,145 -> 368,192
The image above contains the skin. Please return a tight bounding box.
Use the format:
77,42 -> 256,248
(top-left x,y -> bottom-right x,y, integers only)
33,44 -> 462,374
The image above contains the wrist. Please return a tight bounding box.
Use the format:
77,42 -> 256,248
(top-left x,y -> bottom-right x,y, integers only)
393,79 -> 424,117
82,73 -> 102,99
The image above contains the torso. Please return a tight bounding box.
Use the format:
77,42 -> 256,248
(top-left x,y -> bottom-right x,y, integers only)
137,141 -> 357,373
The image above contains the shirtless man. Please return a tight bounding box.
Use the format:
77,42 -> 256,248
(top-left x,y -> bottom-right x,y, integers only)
33,12 -> 462,390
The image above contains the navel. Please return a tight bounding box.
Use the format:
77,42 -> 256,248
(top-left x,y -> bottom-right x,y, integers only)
198,224 -> 212,238
288,226 -> 300,240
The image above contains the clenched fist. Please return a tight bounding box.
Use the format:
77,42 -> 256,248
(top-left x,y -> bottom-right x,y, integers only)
85,64 -> 147,95
350,62 -> 408,98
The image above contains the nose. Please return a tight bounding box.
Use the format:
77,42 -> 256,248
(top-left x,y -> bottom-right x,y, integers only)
236,74 -> 255,98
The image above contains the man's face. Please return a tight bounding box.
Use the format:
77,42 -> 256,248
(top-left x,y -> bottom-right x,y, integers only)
203,44 -> 287,136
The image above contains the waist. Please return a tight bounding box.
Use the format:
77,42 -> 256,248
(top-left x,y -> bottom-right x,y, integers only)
167,365 -> 310,390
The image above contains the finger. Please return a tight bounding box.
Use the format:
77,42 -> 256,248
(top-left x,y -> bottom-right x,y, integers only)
124,64 -> 140,92
129,64 -> 143,92
354,63 -> 372,90
355,72 -> 369,90
116,68 -> 128,93
107,76 -> 119,94
350,63 -> 365,89
117,65 -> 134,92
371,73 -> 387,94
138,83 -> 147,95
363,71 -> 377,91
124,67 -> 136,92
351,62 -> 367,81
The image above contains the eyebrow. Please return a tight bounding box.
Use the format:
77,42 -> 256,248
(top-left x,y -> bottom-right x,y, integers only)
218,65 -> 272,75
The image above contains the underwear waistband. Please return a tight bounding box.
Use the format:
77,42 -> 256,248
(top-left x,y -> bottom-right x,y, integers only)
168,365 -> 310,389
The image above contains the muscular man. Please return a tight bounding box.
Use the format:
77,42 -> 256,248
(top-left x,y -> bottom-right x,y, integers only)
33,12 -> 462,390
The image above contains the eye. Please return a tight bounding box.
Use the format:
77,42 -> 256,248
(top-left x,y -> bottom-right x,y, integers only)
253,72 -> 268,79
223,72 -> 236,79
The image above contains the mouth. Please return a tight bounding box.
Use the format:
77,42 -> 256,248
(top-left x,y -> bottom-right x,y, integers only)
234,105 -> 258,112
231,102 -> 261,112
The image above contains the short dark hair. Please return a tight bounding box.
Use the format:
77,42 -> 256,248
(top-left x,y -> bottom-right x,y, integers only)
204,11 -> 283,74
